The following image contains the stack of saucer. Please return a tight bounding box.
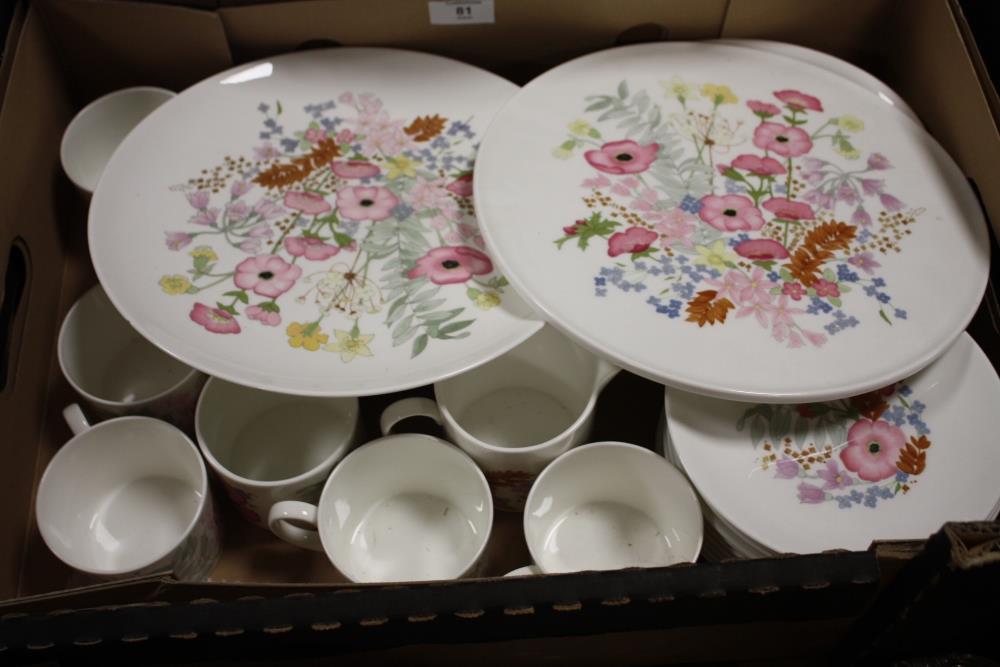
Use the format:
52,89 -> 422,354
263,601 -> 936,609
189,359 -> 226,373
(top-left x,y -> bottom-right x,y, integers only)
662,333 -> 1000,559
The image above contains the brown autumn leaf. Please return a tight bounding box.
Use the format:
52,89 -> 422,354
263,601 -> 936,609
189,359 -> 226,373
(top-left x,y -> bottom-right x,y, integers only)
253,138 -> 340,188
802,221 -> 857,254
785,246 -> 832,287
896,442 -> 927,475
404,115 -> 448,142
910,435 -> 931,450
685,290 -> 734,327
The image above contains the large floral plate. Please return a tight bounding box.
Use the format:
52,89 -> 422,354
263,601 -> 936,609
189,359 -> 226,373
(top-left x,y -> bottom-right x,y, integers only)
665,333 -> 1000,554
90,49 -> 540,396
474,43 -> 988,402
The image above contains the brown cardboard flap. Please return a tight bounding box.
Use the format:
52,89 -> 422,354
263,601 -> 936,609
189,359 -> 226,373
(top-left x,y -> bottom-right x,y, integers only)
35,0 -> 233,101
218,0 -> 728,72
0,5 -> 78,602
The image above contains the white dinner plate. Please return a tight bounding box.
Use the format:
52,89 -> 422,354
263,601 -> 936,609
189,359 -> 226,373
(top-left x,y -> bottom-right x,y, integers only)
666,333 -> 1000,554
90,48 -> 541,396
474,42 -> 988,402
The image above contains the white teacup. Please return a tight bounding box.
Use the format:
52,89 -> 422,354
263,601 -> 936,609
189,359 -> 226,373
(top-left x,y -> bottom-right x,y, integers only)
58,285 -> 206,431
36,405 -> 220,580
524,442 -> 703,574
380,326 -> 619,511
60,86 -> 175,196
196,377 -> 360,527
268,433 -> 493,583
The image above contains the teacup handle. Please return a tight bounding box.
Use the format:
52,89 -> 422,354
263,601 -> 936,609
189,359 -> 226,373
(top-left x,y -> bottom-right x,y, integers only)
268,501 -> 324,552
63,404 -> 92,436
379,397 -> 443,436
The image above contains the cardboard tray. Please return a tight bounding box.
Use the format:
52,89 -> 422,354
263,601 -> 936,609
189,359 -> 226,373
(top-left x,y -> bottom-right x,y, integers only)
1,0 -> 998,663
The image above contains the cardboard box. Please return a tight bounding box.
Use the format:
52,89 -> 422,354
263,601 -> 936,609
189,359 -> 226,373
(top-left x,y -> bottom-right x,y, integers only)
0,0 -> 997,663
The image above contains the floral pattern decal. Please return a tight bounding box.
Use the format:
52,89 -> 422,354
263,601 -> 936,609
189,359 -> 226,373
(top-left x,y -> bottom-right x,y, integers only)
736,383 -> 932,508
553,80 -> 921,348
159,93 -> 507,361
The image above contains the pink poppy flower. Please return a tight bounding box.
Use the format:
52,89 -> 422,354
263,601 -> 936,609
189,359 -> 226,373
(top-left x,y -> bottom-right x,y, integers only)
816,460 -> 854,490
584,140 -> 660,175
446,174 -> 474,197
860,178 -> 884,196
607,226 -> 658,257
782,281 -> 806,300
763,197 -> 815,221
231,180 -> 252,198
335,129 -> 355,144
841,419 -> 906,482
735,238 -> 789,260
797,482 -> 825,504
186,190 -> 210,210
731,154 -> 786,176
813,279 -> 840,298
867,153 -> 892,170
284,236 -> 340,261
165,231 -> 193,250
879,193 -> 905,212
848,251 -> 881,274
774,89 -> 823,112
851,206 -> 873,227
407,246 -> 493,285
246,305 -> 281,327
336,186 -> 399,221
753,122 -> 813,158
190,303 -> 240,335
284,191 -> 332,216
747,100 -> 781,117
304,127 -> 327,143
699,194 -> 765,232
234,255 -> 302,298
331,160 -> 381,179
774,457 -> 799,479
189,208 -> 219,227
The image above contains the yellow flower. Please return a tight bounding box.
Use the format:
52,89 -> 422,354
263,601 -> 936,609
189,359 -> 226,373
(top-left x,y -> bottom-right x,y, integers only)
568,119 -> 591,136
474,291 -> 502,310
159,274 -> 193,295
188,245 -> 218,262
385,155 -> 419,180
836,115 -> 865,132
552,146 -> 573,160
700,83 -> 738,105
661,76 -> 691,100
325,329 -> 375,363
835,144 -> 861,160
693,240 -> 738,271
286,322 -> 328,351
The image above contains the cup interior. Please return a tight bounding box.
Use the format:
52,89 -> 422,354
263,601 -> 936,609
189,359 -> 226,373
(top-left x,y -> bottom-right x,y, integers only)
437,326 -> 599,448
60,87 -> 174,193
320,434 -> 492,582
197,378 -> 358,483
524,442 -> 702,573
59,286 -> 195,406
36,418 -> 205,575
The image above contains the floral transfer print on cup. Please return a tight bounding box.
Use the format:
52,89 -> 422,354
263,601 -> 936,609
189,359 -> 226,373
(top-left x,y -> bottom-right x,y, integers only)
736,383 -> 932,508
159,94 -> 508,361
553,80 -> 920,349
